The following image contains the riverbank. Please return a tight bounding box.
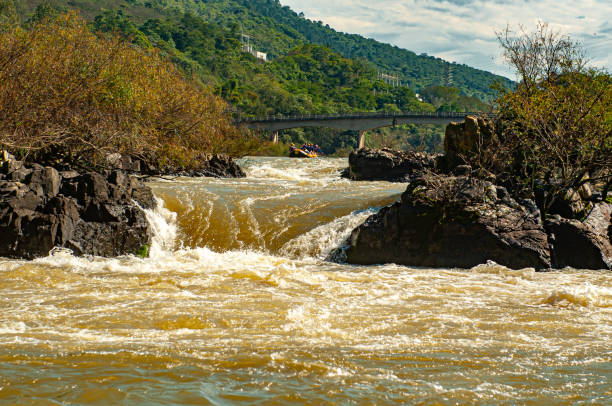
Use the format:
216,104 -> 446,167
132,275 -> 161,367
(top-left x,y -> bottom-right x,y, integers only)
0,151 -> 245,259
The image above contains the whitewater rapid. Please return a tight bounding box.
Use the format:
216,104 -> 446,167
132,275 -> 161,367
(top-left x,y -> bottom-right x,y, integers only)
0,157 -> 611,404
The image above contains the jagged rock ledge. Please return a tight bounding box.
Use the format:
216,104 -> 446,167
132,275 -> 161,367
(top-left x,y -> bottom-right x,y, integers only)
345,172 -> 612,270
342,116 -> 612,270
0,148 -> 245,260
136,154 -> 246,178
342,148 -> 439,182
0,155 -> 154,259
346,174 -> 553,270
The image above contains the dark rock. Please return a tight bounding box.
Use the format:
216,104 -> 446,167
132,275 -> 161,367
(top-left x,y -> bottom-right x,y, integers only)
77,172 -> 109,203
130,182 -> 155,210
444,115 -> 497,169
345,148 -> 438,182
9,167 -> 32,183
346,174 -> 551,270
60,177 -> 79,198
0,182 -> 24,197
27,166 -> 61,197
196,154 -> 246,178
548,188 -> 585,219
452,165 -> 472,177
591,192 -> 603,203
106,153 -> 141,172
142,153 -> 245,178
545,203 -> 612,270
108,170 -> 129,189
59,170 -> 80,180
0,163 -> 153,260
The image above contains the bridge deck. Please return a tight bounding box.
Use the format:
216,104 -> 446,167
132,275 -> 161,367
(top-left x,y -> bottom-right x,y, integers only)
237,112 -> 491,132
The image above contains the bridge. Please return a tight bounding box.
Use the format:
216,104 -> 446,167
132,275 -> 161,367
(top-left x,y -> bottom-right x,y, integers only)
237,111 -> 488,148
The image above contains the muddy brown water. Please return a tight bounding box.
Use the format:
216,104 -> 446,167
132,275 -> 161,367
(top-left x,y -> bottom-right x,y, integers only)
1,157 -> 611,404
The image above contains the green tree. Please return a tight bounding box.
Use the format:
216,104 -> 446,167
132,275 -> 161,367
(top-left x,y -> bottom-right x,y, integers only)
0,0 -> 17,29
93,10 -> 152,48
492,23 -> 612,216
26,2 -> 63,25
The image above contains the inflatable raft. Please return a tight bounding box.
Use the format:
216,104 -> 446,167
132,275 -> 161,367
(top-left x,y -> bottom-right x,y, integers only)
289,149 -> 317,158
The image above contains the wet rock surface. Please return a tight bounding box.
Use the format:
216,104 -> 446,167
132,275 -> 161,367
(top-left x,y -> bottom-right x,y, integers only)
343,115 -> 611,270
194,154 -> 246,178
344,148 -> 438,182
346,174 -> 552,270
545,203 -> 612,270
143,154 -> 246,178
0,156 -> 153,259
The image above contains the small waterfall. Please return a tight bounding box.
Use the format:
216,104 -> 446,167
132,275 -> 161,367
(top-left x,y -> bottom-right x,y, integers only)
280,208 -> 377,260
144,198 -> 179,257
147,157 -> 405,257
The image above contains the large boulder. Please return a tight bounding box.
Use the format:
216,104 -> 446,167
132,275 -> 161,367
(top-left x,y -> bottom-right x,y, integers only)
345,148 -> 438,182
443,115 -> 496,169
0,157 -> 154,259
105,153 -> 141,173
143,153 -> 246,178
345,174 -> 552,270
545,203 -> 612,270
197,154 -> 246,178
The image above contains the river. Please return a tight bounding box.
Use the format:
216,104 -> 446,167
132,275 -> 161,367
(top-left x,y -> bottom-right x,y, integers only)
1,157 -> 611,404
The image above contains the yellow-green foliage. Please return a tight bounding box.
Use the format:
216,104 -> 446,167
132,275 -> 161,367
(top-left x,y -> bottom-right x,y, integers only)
0,12 -> 247,171
250,141 -> 290,157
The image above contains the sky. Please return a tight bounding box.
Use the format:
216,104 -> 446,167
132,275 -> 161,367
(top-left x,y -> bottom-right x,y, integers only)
280,0 -> 612,80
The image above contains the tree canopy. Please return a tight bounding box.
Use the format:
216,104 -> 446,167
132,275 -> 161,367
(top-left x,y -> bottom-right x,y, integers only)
472,24 -> 612,216
0,13 -> 248,171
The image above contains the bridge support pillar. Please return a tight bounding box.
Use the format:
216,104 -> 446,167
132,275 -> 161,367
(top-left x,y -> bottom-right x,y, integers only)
272,132 -> 278,144
358,130 -> 366,149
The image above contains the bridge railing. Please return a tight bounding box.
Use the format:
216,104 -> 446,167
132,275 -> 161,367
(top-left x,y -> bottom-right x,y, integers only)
237,111 -> 494,123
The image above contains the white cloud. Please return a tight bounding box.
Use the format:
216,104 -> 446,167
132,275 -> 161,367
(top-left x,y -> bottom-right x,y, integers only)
281,0 -> 612,79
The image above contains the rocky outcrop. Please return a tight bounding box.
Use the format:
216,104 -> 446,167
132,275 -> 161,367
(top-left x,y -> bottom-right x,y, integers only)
142,154 -> 246,178
344,148 -> 438,182
195,154 -> 246,178
345,174 -> 552,270
545,203 -> 612,270
0,156 -> 154,259
443,115 -> 497,170
341,116 -> 610,270
106,153 -> 142,173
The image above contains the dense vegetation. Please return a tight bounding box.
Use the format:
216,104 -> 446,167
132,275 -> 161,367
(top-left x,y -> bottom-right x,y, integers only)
0,13 -> 248,171
14,0 -> 513,100
5,0 -> 511,154
467,24 -> 612,215
88,9 -> 436,117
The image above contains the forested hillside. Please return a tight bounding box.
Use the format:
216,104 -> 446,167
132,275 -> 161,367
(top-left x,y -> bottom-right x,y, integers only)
180,0 -> 514,100
14,0 -> 512,102
7,0 -> 508,153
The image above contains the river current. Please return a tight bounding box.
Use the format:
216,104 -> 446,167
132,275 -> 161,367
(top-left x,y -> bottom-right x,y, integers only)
1,157 -> 611,404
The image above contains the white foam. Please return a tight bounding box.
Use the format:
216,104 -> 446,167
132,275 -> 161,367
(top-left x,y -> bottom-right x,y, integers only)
541,282 -> 612,308
242,157 -> 350,188
246,164 -> 309,181
0,321 -> 27,334
280,208 -> 377,260
144,198 -> 178,257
